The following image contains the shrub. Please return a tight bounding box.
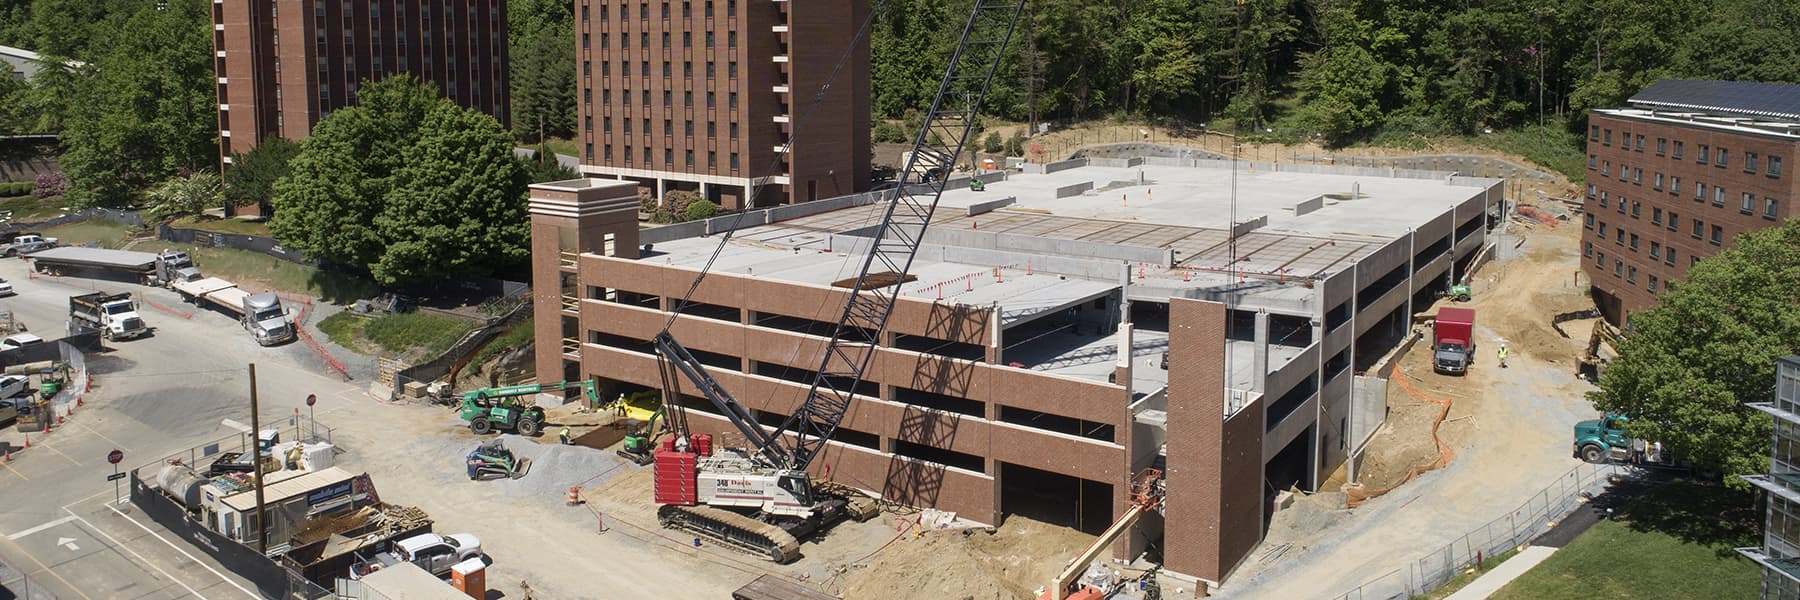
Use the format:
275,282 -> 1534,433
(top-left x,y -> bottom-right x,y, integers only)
683,199 -> 718,222
33,172 -> 67,199
1005,131 -> 1025,156
663,190 -> 701,219
0,182 -> 32,197
873,121 -> 908,143
982,132 -> 1003,154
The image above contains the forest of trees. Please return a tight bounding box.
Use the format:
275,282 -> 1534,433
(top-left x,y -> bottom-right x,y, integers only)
6,0 -> 1800,190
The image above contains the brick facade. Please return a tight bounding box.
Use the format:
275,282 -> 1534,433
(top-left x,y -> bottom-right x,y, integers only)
1582,109 -> 1800,324
213,0 -> 510,169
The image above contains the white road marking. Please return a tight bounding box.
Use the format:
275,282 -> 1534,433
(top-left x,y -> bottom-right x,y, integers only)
56,536 -> 78,551
103,502 -> 257,598
66,511 -> 208,599
219,419 -> 250,434
6,515 -> 76,540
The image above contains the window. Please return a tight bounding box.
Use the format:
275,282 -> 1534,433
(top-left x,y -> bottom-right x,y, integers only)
706,122 -> 715,137
728,92 -> 737,109
1590,125 -> 1600,141
1716,148 -> 1728,167
1773,157 -> 1784,177
662,91 -> 671,106
603,116 -> 612,132
728,31 -> 737,48
708,151 -> 716,168
1743,192 -> 1755,214
707,92 -> 715,108
1673,141 -> 1684,159
1629,233 -> 1639,251
1585,214 -> 1596,228
1631,201 -> 1640,218
1650,241 -> 1661,259
705,32 -> 714,47
620,31 -> 627,48
587,143 -> 596,159
1670,176 -> 1680,195
1698,145 -> 1710,163
582,5 -> 589,20
1615,259 -> 1623,276
1692,219 -> 1703,239
1616,229 -> 1624,246
662,62 -> 671,77
1635,135 -> 1644,152
730,152 -> 739,170
1657,138 -> 1666,155
1666,247 -> 1675,265
623,119 -> 631,133
728,62 -> 737,79
685,150 -> 694,167
1747,152 -> 1760,173
664,148 -> 673,165
1711,225 -> 1723,245
683,32 -> 692,47
624,145 -> 632,162
1587,183 -> 1598,198
1599,222 -> 1608,237
1633,168 -> 1642,184
662,118 -> 671,134
661,2 -> 669,18
728,1 -> 735,16
1649,275 -> 1658,291
684,91 -> 692,107
1654,173 -> 1664,190
643,147 -> 651,163
1652,208 -> 1662,225
582,33 -> 590,49
1602,160 -> 1611,176
1627,266 -> 1636,284
1767,197 -> 1780,219
1714,187 -> 1726,206
1596,251 -> 1605,267
1599,192 -> 1609,208
1668,212 -> 1678,231
1589,155 -> 1598,170
685,120 -> 693,136
662,32 -> 670,48
729,123 -> 739,139
1695,182 -> 1706,201
1584,241 -> 1593,257
1618,197 -> 1626,214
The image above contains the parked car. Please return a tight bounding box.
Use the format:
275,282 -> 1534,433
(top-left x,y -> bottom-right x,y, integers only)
0,277 -> 15,297
2,333 -> 44,351
0,375 -> 28,399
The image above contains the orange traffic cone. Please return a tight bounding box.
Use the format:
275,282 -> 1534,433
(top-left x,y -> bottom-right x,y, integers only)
3,448 -> 10,462
22,435 -> 28,449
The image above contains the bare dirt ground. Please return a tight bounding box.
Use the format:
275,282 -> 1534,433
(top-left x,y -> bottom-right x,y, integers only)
1219,201 -> 1605,598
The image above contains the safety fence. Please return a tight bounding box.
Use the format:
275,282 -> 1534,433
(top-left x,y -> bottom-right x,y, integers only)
291,303 -> 350,381
158,224 -> 313,265
1332,462 -> 1626,600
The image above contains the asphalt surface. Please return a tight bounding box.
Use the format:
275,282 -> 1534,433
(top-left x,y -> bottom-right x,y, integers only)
0,257 -> 361,600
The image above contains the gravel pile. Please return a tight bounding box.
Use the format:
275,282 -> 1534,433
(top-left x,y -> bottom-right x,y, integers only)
488,434 -> 629,500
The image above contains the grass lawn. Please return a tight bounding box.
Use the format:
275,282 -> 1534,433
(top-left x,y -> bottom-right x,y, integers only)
1463,121 -> 1587,183
1490,481 -> 1760,600
0,195 -> 70,222
537,137 -> 578,159
43,220 -> 132,248
470,317 -> 533,366
317,311 -> 479,359
169,215 -> 272,236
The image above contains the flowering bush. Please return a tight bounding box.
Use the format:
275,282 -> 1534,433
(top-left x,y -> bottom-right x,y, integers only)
33,172 -> 67,199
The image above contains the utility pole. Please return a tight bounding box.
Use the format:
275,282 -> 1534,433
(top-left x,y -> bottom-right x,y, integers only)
248,363 -> 267,555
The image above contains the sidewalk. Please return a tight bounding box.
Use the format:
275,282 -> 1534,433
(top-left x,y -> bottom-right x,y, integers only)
1443,546 -> 1556,600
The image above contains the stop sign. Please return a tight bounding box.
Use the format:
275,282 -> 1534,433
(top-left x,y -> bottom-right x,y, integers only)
107,449 -> 123,465
305,394 -> 317,407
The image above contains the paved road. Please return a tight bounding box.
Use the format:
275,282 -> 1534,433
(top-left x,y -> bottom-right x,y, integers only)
0,259 -> 349,600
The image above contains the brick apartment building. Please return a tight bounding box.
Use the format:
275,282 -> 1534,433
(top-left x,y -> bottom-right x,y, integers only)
572,0 -> 870,209
528,154 -> 1503,588
211,0 -> 510,187
1583,80 -> 1800,324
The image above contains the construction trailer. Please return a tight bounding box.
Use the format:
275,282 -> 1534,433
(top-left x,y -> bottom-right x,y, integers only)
334,562 -> 470,600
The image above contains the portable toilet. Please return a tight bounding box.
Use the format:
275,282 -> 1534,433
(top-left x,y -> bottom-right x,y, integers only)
450,557 -> 486,599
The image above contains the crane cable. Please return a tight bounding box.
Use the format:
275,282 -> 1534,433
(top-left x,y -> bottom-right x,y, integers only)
658,0 -> 896,336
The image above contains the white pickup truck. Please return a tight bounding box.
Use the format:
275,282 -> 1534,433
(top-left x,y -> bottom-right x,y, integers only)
350,533 -> 483,580
0,234 -> 58,257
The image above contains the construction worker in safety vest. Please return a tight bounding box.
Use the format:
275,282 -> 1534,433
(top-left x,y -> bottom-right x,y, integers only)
1497,344 -> 1509,369
559,426 -> 572,445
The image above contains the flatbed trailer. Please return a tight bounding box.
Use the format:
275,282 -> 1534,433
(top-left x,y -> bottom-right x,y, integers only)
28,247 -> 194,286
171,277 -> 295,345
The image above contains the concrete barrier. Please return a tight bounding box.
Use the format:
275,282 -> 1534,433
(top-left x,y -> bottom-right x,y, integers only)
1023,157 -> 1088,174
1293,195 -> 1325,217
1053,181 -> 1094,198
923,227 -> 1167,265
966,196 -> 1016,216
1232,215 -> 1269,236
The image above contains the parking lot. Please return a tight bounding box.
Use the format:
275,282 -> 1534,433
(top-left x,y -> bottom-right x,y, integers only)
0,256 -> 770,598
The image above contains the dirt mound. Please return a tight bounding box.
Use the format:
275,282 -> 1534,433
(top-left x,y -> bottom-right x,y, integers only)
837,516 -> 1092,600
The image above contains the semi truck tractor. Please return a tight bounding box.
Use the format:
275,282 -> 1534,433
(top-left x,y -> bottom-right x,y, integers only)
170,278 -> 294,345
29,247 -> 196,286
1432,307 -> 1476,375
69,292 -> 149,341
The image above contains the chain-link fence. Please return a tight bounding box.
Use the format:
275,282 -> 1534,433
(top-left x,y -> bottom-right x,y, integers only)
1333,461 -> 1626,600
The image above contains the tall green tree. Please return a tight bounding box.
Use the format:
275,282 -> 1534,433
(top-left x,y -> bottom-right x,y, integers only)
56,0 -> 214,207
271,76 -> 527,285
1588,222 -> 1800,486
511,20 -> 576,142
222,137 -> 300,209
143,170 -> 221,220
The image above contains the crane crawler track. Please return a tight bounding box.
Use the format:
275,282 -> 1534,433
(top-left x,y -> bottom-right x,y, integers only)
658,504 -> 801,563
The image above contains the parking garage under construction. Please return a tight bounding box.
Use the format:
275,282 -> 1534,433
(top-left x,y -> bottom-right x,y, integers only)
528,153 -> 1504,587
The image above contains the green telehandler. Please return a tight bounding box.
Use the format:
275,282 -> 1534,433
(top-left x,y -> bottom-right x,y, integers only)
457,379 -> 600,436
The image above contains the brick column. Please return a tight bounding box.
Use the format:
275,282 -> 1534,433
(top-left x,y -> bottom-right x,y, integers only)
528,178 -> 643,393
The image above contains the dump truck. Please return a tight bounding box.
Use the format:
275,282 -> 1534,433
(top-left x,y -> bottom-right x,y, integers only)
1432,307 -> 1476,375
170,277 -> 294,345
70,292 -> 149,341
28,247 -> 195,286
